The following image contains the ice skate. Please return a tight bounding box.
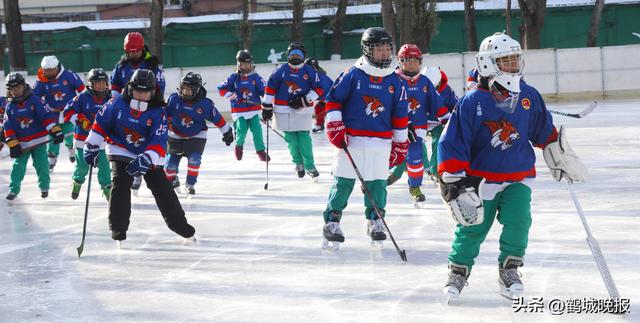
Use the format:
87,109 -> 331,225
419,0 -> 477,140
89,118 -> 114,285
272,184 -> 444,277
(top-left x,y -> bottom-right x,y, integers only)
306,167 -> 319,182
295,164 -> 305,178
443,263 -> 469,304
71,181 -> 82,200
498,256 -> 524,299
409,186 -> 425,208
367,218 -> 386,248
322,221 -> 344,251
131,175 -> 142,196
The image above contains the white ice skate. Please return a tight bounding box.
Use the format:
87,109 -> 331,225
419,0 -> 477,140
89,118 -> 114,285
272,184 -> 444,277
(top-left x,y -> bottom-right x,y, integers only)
498,256 -> 524,299
322,222 -> 344,251
367,219 -> 386,248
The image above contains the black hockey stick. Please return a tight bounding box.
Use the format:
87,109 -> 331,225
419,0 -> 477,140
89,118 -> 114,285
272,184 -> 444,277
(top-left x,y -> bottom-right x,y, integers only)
343,146 -> 408,262
264,119 -> 270,190
260,119 -> 286,140
77,165 -> 94,257
549,101 -> 598,119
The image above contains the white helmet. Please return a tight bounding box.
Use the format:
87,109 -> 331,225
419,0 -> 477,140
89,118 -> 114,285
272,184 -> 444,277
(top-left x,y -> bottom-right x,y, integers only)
41,55 -> 60,70
475,32 -> 523,93
420,66 -> 442,87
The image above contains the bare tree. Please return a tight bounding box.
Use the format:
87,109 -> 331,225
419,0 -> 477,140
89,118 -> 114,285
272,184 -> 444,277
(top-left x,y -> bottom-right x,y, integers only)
3,0 -> 27,72
410,0 -> 439,53
330,0 -> 348,59
149,0 -> 164,59
505,0 -> 512,36
518,0 -> 547,49
239,0 -> 252,50
586,0 -> 605,47
291,0 -> 304,42
381,0 -> 397,45
396,0 -> 412,45
463,0 -> 478,51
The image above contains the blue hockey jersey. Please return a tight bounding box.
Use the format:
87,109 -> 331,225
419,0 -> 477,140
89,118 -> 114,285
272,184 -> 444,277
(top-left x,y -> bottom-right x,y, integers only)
0,96 -> 7,129
110,52 -> 166,96
263,64 -> 325,112
437,83 -> 557,185
317,72 -> 333,102
86,96 -> 167,165
63,91 -> 111,146
3,93 -> 57,149
33,66 -> 85,122
166,92 -> 229,139
217,72 -> 265,119
395,69 -> 448,130
325,66 -> 408,142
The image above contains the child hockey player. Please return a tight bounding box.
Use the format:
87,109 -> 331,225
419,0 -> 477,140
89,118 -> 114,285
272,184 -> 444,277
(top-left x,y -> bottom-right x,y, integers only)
303,58 -> 333,134
63,68 -> 112,200
261,42 -> 325,179
321,27 -> 409,250
84,69 -> 195,243
4,73 -> 64,200
33,55 -> 85,170
218,50 -> 269,162
438,32 -> 587,301
166,72 -> 234,195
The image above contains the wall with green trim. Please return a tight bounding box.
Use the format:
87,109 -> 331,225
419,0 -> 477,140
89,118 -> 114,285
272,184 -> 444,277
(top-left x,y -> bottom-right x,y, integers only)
4,3 -> 639,74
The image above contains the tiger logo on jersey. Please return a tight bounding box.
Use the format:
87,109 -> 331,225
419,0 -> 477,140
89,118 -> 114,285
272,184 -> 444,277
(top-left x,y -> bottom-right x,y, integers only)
53,91 -> 66,102
285,81 -> 302,95
180,113 -> 194,128
407,97 -> 421,114
240,88 -> 252,101
362,96 -> 385,118
483,120 -> 520,151
123,127 -> 146,147
17,117 -> 33,129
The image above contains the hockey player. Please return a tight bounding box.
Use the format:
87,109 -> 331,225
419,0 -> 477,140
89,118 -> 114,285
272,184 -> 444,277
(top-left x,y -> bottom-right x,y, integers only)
33,55 -> 85,170
3,73 -> 64,200
111,32 -> 166,193
438,32 -> 587,301
217,50 -> 269,162
321,27 -> 409,249
0,96 -> 7,153
303,58 -> 334,134
261,42 -> 325,179
63,68 -> 112,201
394,44 -> 449,204
84,69 -> 195,242
166,72 -> 234,195
420,65 -> 458,181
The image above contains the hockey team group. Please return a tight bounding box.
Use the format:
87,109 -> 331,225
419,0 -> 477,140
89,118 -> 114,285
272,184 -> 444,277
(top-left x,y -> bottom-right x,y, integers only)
0,27 -> 589,302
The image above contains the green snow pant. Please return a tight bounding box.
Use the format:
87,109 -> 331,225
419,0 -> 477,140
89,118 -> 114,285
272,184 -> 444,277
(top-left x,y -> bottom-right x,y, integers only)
234,115 -> 265,151
448,183 -> 532,272
323,177 -> 387,222
428,125 -> 444,175
9,144 -> 50,194
47,122 -> 74,156
72,148 -> 111,187
284,130 -> 315,170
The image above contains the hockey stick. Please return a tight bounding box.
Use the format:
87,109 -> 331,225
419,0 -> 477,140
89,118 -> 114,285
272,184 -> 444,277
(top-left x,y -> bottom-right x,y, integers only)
77,165 -> 94,257
566,180 -> 620,299
549,101 -> 598,119
22,132 -> 74,153
260,119 -> 286,140
343,146 -> 408,262
264,119 -> 270,190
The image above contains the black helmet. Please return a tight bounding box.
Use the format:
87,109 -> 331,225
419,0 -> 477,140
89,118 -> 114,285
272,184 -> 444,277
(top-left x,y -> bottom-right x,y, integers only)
304,57 -> 319,71
236,50 -> 253,63
5,72 -> 30,102
179,72 -> 203,101
127,69 -> 156,99
86,68 -> 110,98
361,27 -> 394,68
287,42 -> 306,65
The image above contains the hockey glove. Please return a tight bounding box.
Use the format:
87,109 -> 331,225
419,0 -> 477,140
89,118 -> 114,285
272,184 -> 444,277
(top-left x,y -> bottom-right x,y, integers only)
543,126 -> 588,182
83,143 -> 100,167
389,140 -> 409,167
222,128 -> 234,146
439,176 -> 484,226
126,153 -> 153,176
77,113 -> 92,131
288,95 -> 304,110
224,91 -> 238,101
326,120 -> 347,148
408,123 -> 418,143
7,139 -> 22,159
49,125 -> 64,144
261,103 -> 273,121
0,128 -> 5,143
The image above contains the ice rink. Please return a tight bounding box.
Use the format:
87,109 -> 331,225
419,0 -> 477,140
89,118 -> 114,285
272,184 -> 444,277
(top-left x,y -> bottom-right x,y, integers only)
1,99 -> 638,322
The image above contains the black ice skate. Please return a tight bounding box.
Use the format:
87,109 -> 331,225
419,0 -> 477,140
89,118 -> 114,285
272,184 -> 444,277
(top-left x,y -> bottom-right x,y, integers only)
499,256 -> 524,299
443,263 -> 469,304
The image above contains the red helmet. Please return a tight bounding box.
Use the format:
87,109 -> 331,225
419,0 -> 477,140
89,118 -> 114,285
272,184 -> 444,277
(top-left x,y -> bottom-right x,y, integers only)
397,44 -> 422,60
124,32 -> 145,53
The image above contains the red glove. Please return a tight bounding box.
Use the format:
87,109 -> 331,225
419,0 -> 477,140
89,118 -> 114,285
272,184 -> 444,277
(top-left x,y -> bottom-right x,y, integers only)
389,140 -> 409,167
77,114 -> 91,131
326,120 -> 347,148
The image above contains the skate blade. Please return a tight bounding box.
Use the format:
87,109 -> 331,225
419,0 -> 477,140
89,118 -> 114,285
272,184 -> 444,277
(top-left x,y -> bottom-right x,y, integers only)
369,239 -> 384,249
311,176 -> 319,183
499,283 -> 524,300
182,236 -> 197,245
443,286 -> 460,305
413,201 -> 424,209
321,238 -> 341,251
132,189 -> 139,197
116,241 -> 123,249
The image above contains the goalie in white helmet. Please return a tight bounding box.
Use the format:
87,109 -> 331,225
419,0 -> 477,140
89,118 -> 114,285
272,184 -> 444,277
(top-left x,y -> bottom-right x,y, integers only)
437,32 -> 588,302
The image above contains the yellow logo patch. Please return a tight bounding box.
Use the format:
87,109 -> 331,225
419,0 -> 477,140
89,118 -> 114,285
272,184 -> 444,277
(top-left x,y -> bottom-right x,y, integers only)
521,98 -> 531,110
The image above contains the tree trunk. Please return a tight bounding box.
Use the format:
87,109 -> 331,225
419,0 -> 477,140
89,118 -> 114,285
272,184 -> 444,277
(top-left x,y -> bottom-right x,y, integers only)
395,0 -> 412,45
3,0 -> 27,72
381,0 -> 397,46
586,0 -> 605,47
505,0 -> 512,36
240,0 -> 252,50
463,0 -> 478,51
518,0 -> 546,49
411,0 -> 440,53
291,0 -> 304,42
331,0 -> 348,58
149,0 -> 164,60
